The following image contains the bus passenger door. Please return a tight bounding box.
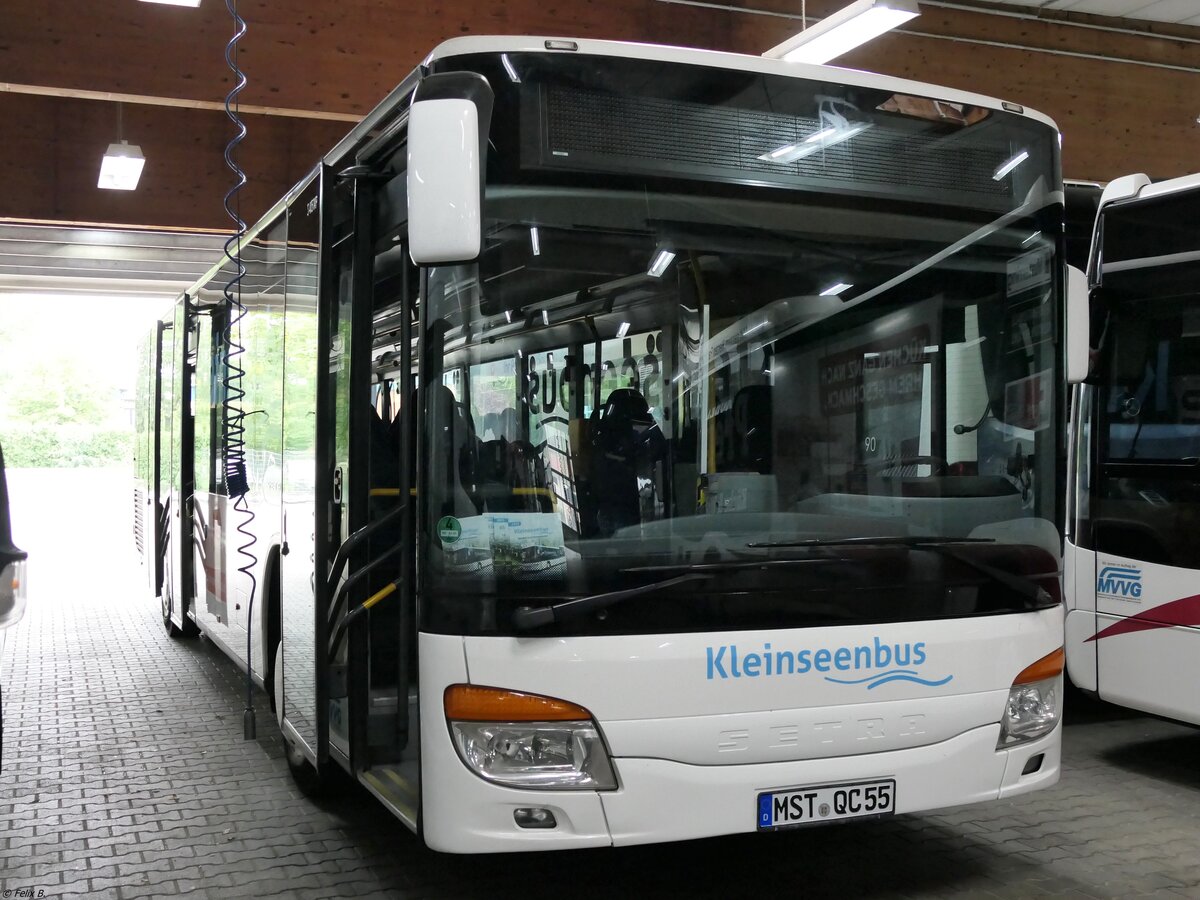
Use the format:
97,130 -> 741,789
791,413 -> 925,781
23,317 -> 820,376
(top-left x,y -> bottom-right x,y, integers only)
161,305 -> 192,631
1091,303 -> 1200,723
1064,384 -> 1098,692
278,172 -> 322,767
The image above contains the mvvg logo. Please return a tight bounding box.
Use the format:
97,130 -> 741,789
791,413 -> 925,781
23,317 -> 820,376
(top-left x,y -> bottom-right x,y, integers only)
1097,565 -> 1142,600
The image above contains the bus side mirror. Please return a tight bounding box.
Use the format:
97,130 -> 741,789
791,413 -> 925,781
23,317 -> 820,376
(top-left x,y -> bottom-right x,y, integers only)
407,73 -> 494,265
1066,265 -> 1090,384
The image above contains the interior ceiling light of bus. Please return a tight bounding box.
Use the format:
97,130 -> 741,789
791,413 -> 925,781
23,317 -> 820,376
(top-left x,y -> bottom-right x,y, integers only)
647,248 -> 677,278
820,281 -> 854,297
993,150 -> 1029,181
759,100 -> 872,165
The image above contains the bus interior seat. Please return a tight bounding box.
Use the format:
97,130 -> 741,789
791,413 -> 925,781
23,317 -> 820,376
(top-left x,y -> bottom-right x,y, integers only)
706,385 -> 777,514
429,384 -> 479,517
587,387 -> 665,534
476,437 -> 553,513
730,385 -> 773,475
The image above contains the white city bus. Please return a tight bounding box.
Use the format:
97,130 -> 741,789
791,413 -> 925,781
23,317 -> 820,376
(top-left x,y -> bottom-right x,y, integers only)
1065,171 -> 1200,724
137,36 -> 1088,852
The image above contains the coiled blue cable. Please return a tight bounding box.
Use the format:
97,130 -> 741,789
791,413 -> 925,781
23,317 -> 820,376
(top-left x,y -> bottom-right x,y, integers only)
221,0 -> 259,741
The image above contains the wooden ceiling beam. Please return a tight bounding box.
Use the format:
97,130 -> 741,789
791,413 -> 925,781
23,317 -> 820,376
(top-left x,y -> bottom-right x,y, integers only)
0,82 -> 361,123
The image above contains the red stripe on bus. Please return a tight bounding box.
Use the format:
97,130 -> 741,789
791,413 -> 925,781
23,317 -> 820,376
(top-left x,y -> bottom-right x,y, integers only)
1086,594 -> 1200,642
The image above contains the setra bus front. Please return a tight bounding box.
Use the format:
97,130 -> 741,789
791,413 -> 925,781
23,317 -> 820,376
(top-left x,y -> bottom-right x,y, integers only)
407,39 -> 1071,852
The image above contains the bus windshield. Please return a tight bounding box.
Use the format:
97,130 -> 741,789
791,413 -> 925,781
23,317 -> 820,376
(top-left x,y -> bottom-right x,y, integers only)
419,52 -> 1063,636
1089,187 -> 1200,571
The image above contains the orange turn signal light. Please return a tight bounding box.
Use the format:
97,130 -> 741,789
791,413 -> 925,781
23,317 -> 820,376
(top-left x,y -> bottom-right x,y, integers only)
444,684 -> 592,722
1013,647 -> 1064,685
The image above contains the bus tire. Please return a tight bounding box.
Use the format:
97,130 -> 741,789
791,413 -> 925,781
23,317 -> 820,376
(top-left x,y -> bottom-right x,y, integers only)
273,643 -> 326,797
284,735 -> 326,798
161,587 -> 198,639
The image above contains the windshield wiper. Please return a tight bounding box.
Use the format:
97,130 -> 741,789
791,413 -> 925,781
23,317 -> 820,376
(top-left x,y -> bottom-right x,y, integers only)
511,557 -> 836,630
748,535 -> 994,549
747,536 -> 1054,607
512,572 -> 712,631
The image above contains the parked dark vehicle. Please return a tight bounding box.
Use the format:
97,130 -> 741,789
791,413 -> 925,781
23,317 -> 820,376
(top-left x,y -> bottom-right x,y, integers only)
0,442 -> 29,771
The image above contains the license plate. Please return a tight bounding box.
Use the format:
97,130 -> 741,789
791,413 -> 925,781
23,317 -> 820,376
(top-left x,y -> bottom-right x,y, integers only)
757,779 -> 896,830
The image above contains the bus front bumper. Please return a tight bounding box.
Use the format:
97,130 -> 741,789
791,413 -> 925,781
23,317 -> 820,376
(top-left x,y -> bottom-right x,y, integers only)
420,721 -> 1060,853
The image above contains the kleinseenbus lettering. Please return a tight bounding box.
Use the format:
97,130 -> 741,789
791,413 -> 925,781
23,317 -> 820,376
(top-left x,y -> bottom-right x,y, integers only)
706,637 -> 952,689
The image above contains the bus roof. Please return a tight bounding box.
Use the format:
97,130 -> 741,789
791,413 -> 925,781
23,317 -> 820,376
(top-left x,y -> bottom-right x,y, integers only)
189,35 -> 1059,303
1103,170 -> 1200,208
427,36 -> 1058,131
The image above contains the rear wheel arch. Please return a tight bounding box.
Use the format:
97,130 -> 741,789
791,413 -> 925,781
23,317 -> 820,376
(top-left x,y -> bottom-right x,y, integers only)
261,543 -> 283,709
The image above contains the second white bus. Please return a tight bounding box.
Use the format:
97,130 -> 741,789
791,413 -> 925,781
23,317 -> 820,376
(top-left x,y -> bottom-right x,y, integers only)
1066,171 -> 1200,724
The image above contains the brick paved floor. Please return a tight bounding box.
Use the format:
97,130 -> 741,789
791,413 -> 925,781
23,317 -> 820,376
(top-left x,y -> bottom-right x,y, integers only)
3,467 -> 1200,899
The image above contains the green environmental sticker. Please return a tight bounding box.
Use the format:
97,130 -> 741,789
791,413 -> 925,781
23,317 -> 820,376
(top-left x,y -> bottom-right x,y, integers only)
437,516 -> 462,544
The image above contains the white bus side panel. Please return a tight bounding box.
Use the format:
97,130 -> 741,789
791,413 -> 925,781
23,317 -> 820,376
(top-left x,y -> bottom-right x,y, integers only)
1064,540 -> 1098,691
1095,622 -> 1200,725
1091,555 -> 1200,725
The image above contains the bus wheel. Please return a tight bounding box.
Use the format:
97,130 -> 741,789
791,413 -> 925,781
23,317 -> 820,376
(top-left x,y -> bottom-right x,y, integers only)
284,736 -> 326,798
162,590 -> 199,639
274,644 -> 325,797
162,591 -> 185,638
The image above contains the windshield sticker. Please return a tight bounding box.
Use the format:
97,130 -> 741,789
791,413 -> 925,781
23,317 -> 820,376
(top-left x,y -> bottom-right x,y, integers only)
437,513 -> 567,581
1006,246 -> 1052,295
705,638 -> 953,689
490,513 -> 567,581
437,516 -> 462,544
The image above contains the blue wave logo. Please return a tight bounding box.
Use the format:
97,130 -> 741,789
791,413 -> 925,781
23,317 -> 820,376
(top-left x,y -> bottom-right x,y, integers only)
825,669 -> 954,690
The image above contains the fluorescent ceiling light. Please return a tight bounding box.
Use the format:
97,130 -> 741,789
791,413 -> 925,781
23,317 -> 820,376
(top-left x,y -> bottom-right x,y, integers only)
993,150 -> 1029,181
1021,230 -> 1041,246
647,249 -> 676,278
616,321 -> 631,338
759,122 -> 872,164
139,0 -> 202,6
820,282 -> 854,297
763,0 -> 920,65
529,226 -> 540,256
98,142 -> 146,191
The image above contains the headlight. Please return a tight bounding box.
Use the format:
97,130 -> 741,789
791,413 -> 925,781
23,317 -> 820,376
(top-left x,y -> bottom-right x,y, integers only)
445,685 -> 618,791
998,647 -> 1063,747
0,560 -> 27,631
450,721 -> 617,790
